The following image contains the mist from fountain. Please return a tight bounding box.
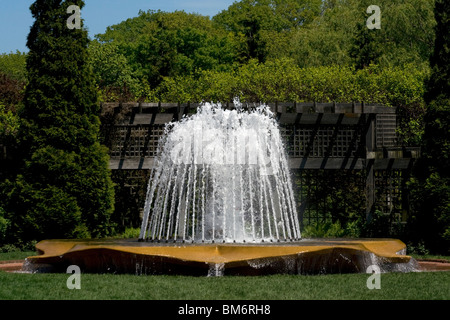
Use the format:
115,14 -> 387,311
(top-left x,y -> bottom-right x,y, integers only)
139,101 -> 301,243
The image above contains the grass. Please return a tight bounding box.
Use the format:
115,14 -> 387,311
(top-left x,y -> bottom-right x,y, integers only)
1,248 -> 448,300
0,270 -> 449,300
0,251 -> 36,261
410,254 -> 450,261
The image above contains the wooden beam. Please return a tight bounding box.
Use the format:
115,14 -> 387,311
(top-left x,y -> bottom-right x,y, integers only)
109,157 -> 416,171
109,158 -> 155,170
104,102 -> 397,114
365,159 -> 375,222
290,158 -> 365,170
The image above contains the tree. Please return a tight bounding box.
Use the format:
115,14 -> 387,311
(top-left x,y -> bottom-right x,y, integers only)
0,51 -> 27,83
88,40 -> 139,102
213,0 -> 321,63
3,0 -> 115,243
348,16 -> 384,70
292,0 -> 435,69
409,0 -> 450,254
96,10 -> 238,90
0,72 -> 25,110
0,51 -> 27,110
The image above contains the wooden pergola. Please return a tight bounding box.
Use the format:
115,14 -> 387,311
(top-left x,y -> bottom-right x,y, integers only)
101,101 -> 420,224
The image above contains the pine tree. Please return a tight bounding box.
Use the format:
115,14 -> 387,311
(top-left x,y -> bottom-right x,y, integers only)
5,0 -> 115,242
349,22 -> 384,69
348,5 -> 384,69
409,0 -> 450,254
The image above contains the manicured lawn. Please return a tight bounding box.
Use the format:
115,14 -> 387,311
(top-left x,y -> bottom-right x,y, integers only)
0,251 -> 36,261
1,251 -> 449,301
0,270 -> 448,300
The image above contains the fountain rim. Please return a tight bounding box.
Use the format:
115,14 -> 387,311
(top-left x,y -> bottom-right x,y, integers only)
27,237 -> 411,259
24,237 -> 416,275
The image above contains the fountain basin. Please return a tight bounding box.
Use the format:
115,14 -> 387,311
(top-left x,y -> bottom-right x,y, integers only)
24,238 -> 417,275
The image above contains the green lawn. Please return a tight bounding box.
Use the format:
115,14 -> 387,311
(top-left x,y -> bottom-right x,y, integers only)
0,270 -> 448,300
1,251 -> 449,300
0,251 -> 36,261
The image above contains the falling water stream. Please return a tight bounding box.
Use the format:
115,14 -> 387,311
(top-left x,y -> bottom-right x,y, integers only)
139,102 -> 301,243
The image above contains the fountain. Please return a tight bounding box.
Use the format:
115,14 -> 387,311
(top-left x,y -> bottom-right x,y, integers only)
139,102 -> 300,243
25,102 -> 417,275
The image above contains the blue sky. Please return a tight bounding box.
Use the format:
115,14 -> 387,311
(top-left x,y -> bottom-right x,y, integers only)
0,0 -> 236,54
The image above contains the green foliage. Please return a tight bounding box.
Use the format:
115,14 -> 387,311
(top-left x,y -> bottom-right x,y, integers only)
302,210 -> 407,240
149,59 -> 426,109
0,51 -> 27,83
95,10 -> 238,89
0,72 -> 25,110
0,103 -> 19,144
292,0 -> 435,70
302,220 -> 356,238
88,40 -> 140,102
349,20 -> 384,70
213,0 -> 322,62
88,0 -> 435,109
360,210 -> 396,238
4,0 -> 115,244
0,207 -> 10,244
407,0 -> 450,255
5,177 -> 88,240
408,172 -> 450,255
116,227 -> 141,239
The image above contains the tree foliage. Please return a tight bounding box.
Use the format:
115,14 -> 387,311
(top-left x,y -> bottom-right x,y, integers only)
0,52 -> 27,110
2,0 -> 115,243
88,40 -> 139,102
148,58 -> 427,106
408,0 -> 450,254
95,10 -> 238,89
213,0 -> 322,62
291,0 -> 435,69
0,51 -> 27,83
0,103 -> 19,145
0,0 -> 444,247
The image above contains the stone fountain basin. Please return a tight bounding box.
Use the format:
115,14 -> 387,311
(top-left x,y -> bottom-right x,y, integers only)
24,238 -> 417,275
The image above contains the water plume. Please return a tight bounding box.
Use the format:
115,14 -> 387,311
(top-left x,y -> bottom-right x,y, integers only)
139,102 -> 301,243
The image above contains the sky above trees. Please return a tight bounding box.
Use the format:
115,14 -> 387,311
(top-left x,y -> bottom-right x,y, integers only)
0,0 -> 236,53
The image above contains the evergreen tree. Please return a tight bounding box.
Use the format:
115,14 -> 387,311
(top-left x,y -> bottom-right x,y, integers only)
409,0 -> 450,254
348,3 -> 384,69
348,20 -> 384,69
4,0 -> 115,242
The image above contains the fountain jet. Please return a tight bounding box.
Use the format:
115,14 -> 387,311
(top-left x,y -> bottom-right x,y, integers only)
139,102 -> 300,243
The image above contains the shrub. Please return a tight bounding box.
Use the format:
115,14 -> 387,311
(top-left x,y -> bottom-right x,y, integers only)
0,207 -> 10,244
302,220 -> 360,239
140,59 -> 427,111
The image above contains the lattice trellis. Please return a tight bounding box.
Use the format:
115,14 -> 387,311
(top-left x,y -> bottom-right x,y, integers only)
109,124 -> 365,160
280,125 -> 363,158
109,125 -> 166,158
296,170 -> 367,227
374,169 -> 404,215
376,114 -> 397,148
